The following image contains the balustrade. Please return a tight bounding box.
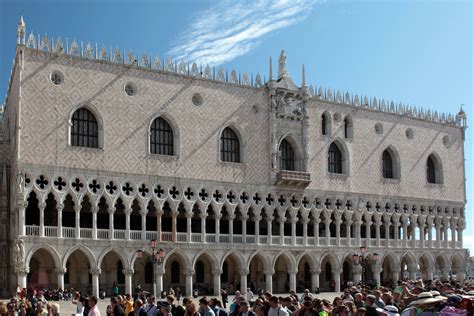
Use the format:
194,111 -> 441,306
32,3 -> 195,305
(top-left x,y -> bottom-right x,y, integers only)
130,230 -> 141,240
44,226 -> 57,237
80,228 -> 92,239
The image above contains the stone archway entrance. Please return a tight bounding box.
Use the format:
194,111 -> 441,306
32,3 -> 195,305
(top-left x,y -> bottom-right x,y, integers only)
28,248 -> 59,289
64,249 -> 92,294
100,251 -> 125,296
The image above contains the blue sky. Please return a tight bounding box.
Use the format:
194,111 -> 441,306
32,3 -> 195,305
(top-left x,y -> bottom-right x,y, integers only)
0,0 -> 472,250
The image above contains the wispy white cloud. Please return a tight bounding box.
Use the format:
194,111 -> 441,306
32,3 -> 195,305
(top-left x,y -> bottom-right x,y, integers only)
169,0 -> 320,66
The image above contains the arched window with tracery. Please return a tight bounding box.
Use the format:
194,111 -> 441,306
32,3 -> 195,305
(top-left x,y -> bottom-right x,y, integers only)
150,117 -> 174,155
328,142 -> 342,174
220,127 -> 240,163
71,108 -> 99,148
382,150 -> 394,179
279,139 -> 295,171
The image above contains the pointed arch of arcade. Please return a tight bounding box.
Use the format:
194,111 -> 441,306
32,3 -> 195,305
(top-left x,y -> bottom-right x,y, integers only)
221,249 -> 247,292
26,243 -> 62,269
380,252 -> 399,287
400,251 -> 418,280
192,250 -> 220,295
319,252 -> 340,292
97,247 -> 131,271
221,249 -> 246,271
417,252 -> 435,280
296,252 -> 318,292
247,250 -> 272,293
272,251 -> 297,293
62,245 -> 97,269
162,248 -> 193,272
450,252 -> 466,279
341,254 -> 354,288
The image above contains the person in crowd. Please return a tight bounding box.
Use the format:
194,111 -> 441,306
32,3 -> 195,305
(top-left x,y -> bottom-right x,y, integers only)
72,292 -> 84,316
238,301 -> 254,316
36,301 -> 47,316
184,301 -> 200,316
268,296 -> 289,316
124,294 -> 134,316
130,299 -> 147,316
111,297 -> 125,316
160,302 -> 173,316
199,297 -> 215,316
88,296 -> 101,316
145,296 -> 158,316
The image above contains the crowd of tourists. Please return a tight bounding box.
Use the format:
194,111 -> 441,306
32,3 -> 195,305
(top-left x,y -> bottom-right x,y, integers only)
2,279 -> 474,316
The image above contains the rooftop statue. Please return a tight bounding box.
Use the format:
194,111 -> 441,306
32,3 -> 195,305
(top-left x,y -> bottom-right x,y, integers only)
278,50 -> 289,79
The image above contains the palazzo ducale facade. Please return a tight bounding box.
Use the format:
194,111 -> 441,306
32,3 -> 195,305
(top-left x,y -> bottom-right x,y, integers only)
0,17 -> 468,297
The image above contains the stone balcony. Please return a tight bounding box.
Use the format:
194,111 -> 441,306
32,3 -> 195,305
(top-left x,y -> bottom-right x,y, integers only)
276,170 -> 311,187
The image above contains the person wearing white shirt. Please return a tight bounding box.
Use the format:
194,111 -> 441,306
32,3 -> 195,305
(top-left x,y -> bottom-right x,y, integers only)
246,289 -> 254,305
268,297 -> 289,316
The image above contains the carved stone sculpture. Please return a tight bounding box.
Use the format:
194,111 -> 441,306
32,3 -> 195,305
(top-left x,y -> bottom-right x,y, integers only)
278,50 -> 288,78
85,42 -> 94,59
17,171 -> 24,191
11,239 -> 25,268
26,32 -> 36,48
70,39 -> 79,56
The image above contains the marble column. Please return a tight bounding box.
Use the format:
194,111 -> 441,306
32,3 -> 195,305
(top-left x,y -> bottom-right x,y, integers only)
267,217 -> 273,245
39,203 -> 46,237
335,219 -> 341,246
125,207 -> 131,241
186,212 -> 192,242
325,219 -> 330,246
229,215 -> 235,244
291,217 -> 297,246
109,208 -> 115,240
74,204 -> 81,239
366,221 -> 372,246
156,209 -> 163,242
373,265 -> 382,287
302,219 -> 309,246
408,266 -> 417,281
427,222 -> 433,248
57,268 -> 66,290
391,270 -> 399,285
384,222 -> 390,247
92,206 -> 98,239
355,220 -> 361,247
18,205 -> 26,237
16,267 -> 29,290
90,268 -> 101,298
457,227 -> 463,247
314,219 -> 320,246
333,270 -> 341,293
265,271 -> 273,292
57,204 -> 64,238
213,270 -> 222,296
239,269 -> 248,293
444,226 -> 449,248
215,214 -> 221,243
254,216 -> 261,245
436,225 -> 441,248
310,269 -> 320,292
171,210 -> 178,242
375,220 -> 381,247
289,271 -> 297,292
279,218 -> 285,245
185,270 -> 194,297
411,221 -> 417,247
420,224 -> 425,248
156,270 -> 164,296
394,221 -> 400,248
242,215 -> 249,243
346,220 -> 352,247
124,269 -> 134,295
141,211 -> 147,240
200,213 -> 207,243
402,221 -> 408,248
451,223 -> 456,248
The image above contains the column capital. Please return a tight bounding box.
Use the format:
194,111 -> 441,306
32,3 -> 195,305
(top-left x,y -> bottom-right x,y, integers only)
310,268 -> 321,274
290,217 -> 298,224
39,202 -> 46,211
253,216 -> 262,222
57,203 -> 65,211
122,269 -> 134,276
264,269 -> 275,275
91,206 -> 99,213
124,207 -> 132,216
241,215 -> 249,221
267,216 -> 274,222
74,204 -> 81,212
199,213 -> 207,220
184,270 -> 194,277
14,266 -> 29,274
171,210 -> 179,217
238,269 -> 249,275
215,214 -> 222,220
89,268 -> 101,276
156,210 -> 164,216
228,214 -> 236,220
212,269 -> 223,276
55,267 -> 67,274
185,212 -> 193,219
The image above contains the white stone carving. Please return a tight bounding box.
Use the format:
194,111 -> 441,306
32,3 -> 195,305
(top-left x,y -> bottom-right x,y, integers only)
11,239 -> 25,268
380,100 -> 386,112
141,53 -> 149,67
308,85 -> 314,97
230,70 -> 238,83
278,50 -> 289,78
41,34 -> 50,51
99,46 -> 107,61
26,32 -> 36,48
317,87 -> 323,98
190,63 -> 199,76
85,42 -> 94,59
327,89 -> 333,101
153,56 -> 161,70
55,37 -> 64,53
178,61 -> 187,74
113,48 -> 121,63
336,90 -> 342,103
275,94 -> 305,118
406,104 -> 412,114
127,50 -> 135,65
371,97 -> 378,110
345,92 -> 351,104
390,101 -> 395,113
216,68 -> 225,81
398,103 -> 404,114
255,74 -> 263,87
354,95 -> 360,106
363,96 -> 369,107
165,58 -> 174,72
242,73 -> 250,85
203,65 -> 212,79
70,39 -> 79,56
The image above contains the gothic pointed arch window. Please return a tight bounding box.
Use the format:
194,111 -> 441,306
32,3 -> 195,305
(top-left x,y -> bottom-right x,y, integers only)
71,108 -> 99,148
279,138 -> 295,171
150,117 -> 174,155
220,127 -> 241,163
382,150 -> 394,179
427,154 -> 443,184
328,142 -> 342,174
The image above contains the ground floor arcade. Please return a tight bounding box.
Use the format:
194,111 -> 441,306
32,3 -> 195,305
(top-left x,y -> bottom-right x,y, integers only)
17,241 -> 468,297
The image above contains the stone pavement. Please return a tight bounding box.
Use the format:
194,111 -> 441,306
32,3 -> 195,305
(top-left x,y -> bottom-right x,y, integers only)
56,293 -> 342,316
